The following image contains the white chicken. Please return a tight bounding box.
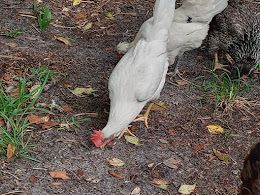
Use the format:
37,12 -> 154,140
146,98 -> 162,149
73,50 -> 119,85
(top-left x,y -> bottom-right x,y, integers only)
118,0 -> 228,68
90,0 -> 176,147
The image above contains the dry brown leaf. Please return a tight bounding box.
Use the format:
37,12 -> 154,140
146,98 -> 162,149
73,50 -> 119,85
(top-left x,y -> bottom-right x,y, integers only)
42,120 -> 59,129
107,158 -> 125,167
62,105 -> 73,113
108,170 -> 123,179
50,182 -> 63,186
213,149 -> 231,162
49,171 -> 70,180
76,169 -> 85,177
163,157 -> 182,169
28,115 -> 49,124
0,118 -> 5,126
55,36 -> 71,46
175,80 -> 189,86
28,175 -> 39,183
151,178 -> 171,185
6,144 -> 16,160
194,143 -> 205,152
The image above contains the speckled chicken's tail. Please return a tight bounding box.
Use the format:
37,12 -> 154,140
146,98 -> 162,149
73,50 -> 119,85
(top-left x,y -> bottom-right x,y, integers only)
240,143 -> 260,195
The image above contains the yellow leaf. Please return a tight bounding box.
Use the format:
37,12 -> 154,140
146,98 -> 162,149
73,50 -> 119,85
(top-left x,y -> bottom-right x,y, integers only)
207,124 -> 224,134
6,144 -> 16,160
69,86 -> 96,97
105,11 -> 114,20
213,149 -> 231,162
107,158 -> 125,167
178,184 -> 196,194
30,84 -> 41,100
55,36 -> 71,46
72,0 -> 81,6
82,22 -> 93,31
175,80 -> 189,86
124,135 -> 140,145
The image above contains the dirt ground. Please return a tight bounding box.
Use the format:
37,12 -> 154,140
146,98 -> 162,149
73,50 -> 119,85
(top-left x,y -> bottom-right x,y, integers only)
0,0 -> 260,194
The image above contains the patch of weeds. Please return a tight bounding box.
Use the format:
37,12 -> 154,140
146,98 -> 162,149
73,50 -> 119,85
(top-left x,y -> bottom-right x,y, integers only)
202,72 -> 249,112
4,29 -> 23,38
33,2 -> 52,31
58,115 -> 91,132
0,71 -> 50,159
30,64 -> 55,82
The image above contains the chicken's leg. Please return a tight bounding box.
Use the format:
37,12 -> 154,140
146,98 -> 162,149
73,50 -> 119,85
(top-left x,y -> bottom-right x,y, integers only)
213,52 -> 231,73
134,102 -> 155,128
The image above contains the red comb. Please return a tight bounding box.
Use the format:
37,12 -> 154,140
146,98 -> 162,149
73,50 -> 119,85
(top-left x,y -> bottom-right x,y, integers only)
90,130 -> 104,148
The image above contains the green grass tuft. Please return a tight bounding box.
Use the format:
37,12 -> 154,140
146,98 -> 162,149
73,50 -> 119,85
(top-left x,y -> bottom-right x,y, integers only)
0,70 -> 50,159
4,29 -> 23,38
33,2 -> 52,31
202,72 -> 249,110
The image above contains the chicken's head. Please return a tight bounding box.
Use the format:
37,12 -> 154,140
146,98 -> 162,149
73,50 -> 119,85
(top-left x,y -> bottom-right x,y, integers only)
90,130 -> 104,147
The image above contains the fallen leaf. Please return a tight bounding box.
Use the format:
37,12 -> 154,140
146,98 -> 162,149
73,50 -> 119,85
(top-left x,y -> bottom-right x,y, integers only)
49,171 -> 70,180
207,124 -> 224,134
163,157 -> 182,169
151,178 -> 171,185
42,120 -> 59,129
108,170 -> 123,179
159,139 -> 168,144
178,184 -> 196,194
107,158 -> 125,167
148,163 -> 155,168
175,80 -> 189,86
151,101 -> 168,111
0,118 -> 5,126
105,11 -> 114,20
82,22 -> 93,31
62,105 -> 73,113
28,175 -> 39,183
70,86 -> 96,97
50,182 -> 63,186
55,36 -> 71,46
213,149 -> 231,162
72,0 -> 81,6
194,143 -> 204,152
6,144 -> 16,160
28,115 -> 49,124
76,168 -> 85,177
6,42 -> 17,48
30,84 -> 41,100
158,184 -> 169,190
124,135 -> 140,146
131,186 -> 141,195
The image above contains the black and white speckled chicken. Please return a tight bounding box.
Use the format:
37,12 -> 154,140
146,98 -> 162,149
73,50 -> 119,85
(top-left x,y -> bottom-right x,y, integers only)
240,143 -> 260,195
207,0 -> 260,75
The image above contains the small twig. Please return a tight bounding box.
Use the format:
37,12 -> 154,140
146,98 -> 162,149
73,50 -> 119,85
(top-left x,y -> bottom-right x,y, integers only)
74,112 -> 98,117
31,24 -> 40,33
0,55 -> 25,61
1,191 -> 24,195
0,170 -> 22,181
